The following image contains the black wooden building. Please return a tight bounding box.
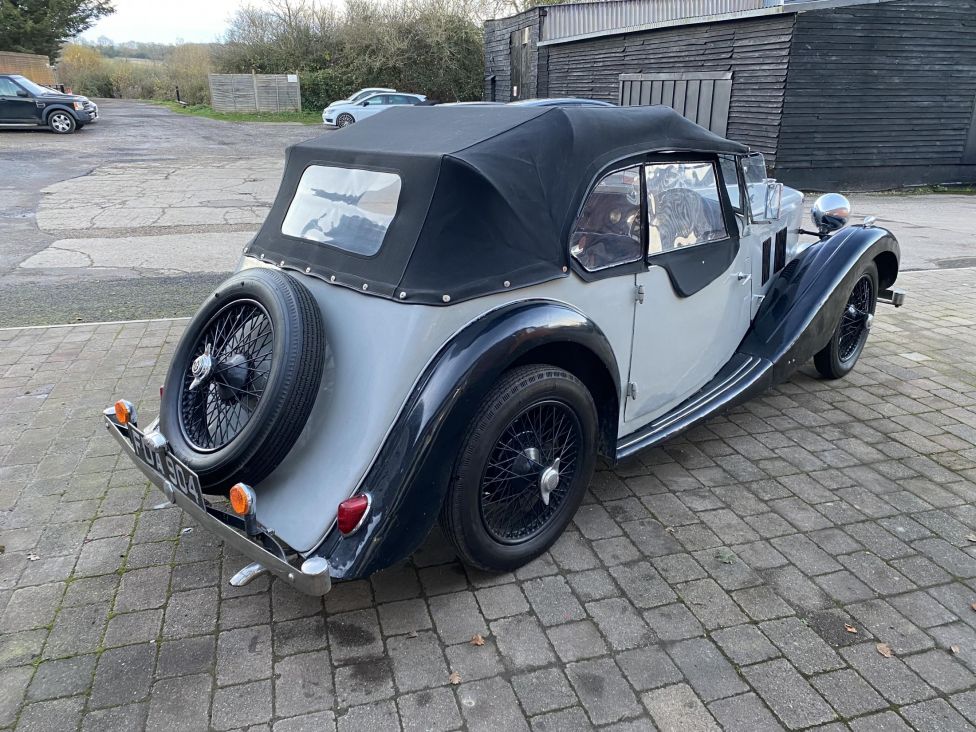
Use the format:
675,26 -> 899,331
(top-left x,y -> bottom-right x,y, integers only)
484,0 -> 976,190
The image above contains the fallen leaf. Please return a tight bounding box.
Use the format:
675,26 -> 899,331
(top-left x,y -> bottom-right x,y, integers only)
448,671 -> 462,685
967,534 -> 976,543
714,548 -> 736,565
407,631 -> 418,638
27,552 -> 40,562
470,634 -> 486,646
844,624 -> 858,634
876,643 -> 893,658
180,527 -> 193,535
971,603 -> 976,613
951,645 -> 961,655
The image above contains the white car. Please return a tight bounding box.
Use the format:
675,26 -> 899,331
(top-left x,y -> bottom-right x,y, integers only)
322,92 -> 426,128
324,87 -> 396,113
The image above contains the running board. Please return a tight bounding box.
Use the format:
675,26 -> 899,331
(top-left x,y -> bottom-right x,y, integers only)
616,353 -> 771,461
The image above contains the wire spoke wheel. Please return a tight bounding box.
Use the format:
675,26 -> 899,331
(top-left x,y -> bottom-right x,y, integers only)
178,299 -> 275,452
479,399 -> 582,544
838,275 -> 873,363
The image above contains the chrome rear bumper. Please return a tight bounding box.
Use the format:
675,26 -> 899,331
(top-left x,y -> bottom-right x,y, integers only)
103,407 -> 332,596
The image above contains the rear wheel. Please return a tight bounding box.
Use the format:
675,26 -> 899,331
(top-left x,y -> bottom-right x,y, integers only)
160,268 -> 325,493
440,365 -> 598,572
48,111 -> 76,134
814,261 -> 878,379
336,113 -> 355,128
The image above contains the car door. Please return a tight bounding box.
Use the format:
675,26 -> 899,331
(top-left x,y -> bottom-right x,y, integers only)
625,159 -> 753,425
0,77 -> 37,123
358,95 -> 390,120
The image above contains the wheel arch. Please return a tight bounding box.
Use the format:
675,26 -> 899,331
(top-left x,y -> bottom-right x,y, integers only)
42,104 -> 78,122
318,299 -> 622,579
874,250 -> 898,291
508,341 -> 619,457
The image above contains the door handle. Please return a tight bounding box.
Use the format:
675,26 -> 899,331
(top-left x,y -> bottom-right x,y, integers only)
734,272 -> 752,284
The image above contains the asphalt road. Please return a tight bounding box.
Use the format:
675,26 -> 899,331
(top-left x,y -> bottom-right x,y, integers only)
0,100 -> 972,327
0,99 -> 318,327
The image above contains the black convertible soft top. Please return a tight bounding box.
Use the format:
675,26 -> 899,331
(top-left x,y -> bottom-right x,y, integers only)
247,104 -> 749,304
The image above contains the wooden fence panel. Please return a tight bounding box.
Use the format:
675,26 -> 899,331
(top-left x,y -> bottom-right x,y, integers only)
208,74 -> 301,113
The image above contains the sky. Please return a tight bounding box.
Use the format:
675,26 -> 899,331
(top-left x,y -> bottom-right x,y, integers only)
80,0 -> 252,44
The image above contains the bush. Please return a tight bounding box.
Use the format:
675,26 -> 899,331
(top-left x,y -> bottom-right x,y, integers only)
299,68 -> 362,110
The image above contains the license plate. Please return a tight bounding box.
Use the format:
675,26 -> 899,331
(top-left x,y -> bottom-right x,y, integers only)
126,425 -> 206,509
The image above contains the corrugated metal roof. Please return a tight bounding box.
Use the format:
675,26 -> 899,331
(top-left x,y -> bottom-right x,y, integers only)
537,0 -> 889,45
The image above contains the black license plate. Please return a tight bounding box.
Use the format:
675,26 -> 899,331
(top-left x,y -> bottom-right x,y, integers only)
126,425 -> 206,509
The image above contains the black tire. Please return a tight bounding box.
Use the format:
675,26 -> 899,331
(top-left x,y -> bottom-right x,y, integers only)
336,113 -> 355,128
440,364 -> 598,572
814,261 -> 878,380
48,111 -> 76,134
160,268 -> 325,493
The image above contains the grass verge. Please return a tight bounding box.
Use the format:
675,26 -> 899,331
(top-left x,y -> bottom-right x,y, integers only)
154,101 -> 321,125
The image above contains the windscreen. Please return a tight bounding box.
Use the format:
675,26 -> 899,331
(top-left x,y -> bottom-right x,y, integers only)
281,165 -> 402,256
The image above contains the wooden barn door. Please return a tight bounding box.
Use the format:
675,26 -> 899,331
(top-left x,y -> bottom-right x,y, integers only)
510,28 -> 530,101
619,72 -> 732,137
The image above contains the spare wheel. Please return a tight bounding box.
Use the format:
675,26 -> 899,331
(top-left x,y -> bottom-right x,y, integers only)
160,267 -> 325,493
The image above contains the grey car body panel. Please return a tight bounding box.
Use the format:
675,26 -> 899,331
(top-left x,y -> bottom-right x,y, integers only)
238,257 -> 635,553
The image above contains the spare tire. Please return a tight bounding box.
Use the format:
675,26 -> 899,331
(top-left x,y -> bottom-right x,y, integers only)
160,267 -> 325,493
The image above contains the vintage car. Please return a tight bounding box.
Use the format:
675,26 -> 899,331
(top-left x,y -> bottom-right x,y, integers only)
104,105 -> 903,595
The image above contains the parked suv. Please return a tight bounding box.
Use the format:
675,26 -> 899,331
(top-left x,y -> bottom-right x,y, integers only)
0,74 -> 98,134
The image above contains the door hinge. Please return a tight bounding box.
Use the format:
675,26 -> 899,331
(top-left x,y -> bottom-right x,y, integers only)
626,382 -> 638,400
635,285 -> 645,304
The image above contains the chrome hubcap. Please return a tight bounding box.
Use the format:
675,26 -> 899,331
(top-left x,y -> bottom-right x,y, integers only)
539,458 -> 561,507
188,344 -> 214,391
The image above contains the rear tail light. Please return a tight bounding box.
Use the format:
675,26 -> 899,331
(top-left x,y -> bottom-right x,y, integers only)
337,494 -> 371,536
229,483 -> 256,516
114,399 -> 136,426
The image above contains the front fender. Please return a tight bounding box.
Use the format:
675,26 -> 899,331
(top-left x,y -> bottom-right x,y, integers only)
740,225 -> 900,384
322,299 -> 620,579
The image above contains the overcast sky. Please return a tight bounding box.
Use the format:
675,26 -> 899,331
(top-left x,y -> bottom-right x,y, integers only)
80,0 -> 251,44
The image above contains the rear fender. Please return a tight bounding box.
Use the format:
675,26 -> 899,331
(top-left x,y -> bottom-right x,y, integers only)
321,300 -> 619,579
740,225 -> 900,384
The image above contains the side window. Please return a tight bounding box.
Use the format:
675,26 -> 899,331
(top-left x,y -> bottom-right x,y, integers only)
570,166 -> 643,272
645,162 -> 728,255
0,78 -> 22,96
741,153 -> 769,221
364,95 -> 386,106
719,156 -> 741,213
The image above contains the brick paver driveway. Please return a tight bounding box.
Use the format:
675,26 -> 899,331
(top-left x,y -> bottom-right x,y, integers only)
1,267 -> 975,731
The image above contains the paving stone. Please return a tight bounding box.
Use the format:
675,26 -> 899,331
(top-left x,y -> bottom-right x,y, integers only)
522,575 -> 586,626
273,711 -> 337,732
742,658 -> 836,730
115,565 -> 171,612
810,669 -> 888,718
146,673 -> 211,732
667,637 -> 748,702
615,646 -> 682,691
89,643 -> 156,709
904,648 -> 976,694
847,598 -> 935,654
643,601 -> 706,641
387,630 -> 449,692
707,692 -> 781,732
677,578 -> 748,629
217,625 -> 272,685
652,553 -> 707,584
512,668 -> 578,716
840,642 -> 937,705
546,619 -> 608,662
491,613 -> 557,669
529,706 -> 592,731
586,598 -> 653,650
219,592 -> 271,630
156,635 -> 215,678
0,666 -> 32,726
444,637 -> 505,682
642,683 -> 719,732
730,585 -> 794,621
15,696 -> 84,732
274,651 -> 335,717
397,687 -> 463,732
327,608 -> 384,664
334,659 -> 394,707
457,677 -> 529,732
273,615 -> 329,657
901,698 -> 975,732
839,552 -> 916,596
428,591 -> 488,645
565,656 -> 642,725
848,711 -> 913,732
759,617 -> 844,674
81,702 -> 148,732
211,678 -> 272,730
712,624 -> 780,666
26,654 -> 96,701
104,608 -> 163,647
770,534 -> 843,575
162,588 -> 219,639
376,598 -> 432,637
593,535 -> 643,565
1,582 -> 64,631
476,583 -> 529,620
